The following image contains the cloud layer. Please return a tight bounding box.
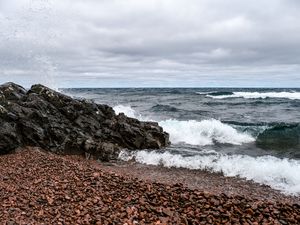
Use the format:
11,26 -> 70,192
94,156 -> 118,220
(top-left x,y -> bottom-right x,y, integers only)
1,0 -> 300,87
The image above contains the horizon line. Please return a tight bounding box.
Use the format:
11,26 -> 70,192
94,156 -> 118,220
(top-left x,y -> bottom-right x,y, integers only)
59,86 -> 300,89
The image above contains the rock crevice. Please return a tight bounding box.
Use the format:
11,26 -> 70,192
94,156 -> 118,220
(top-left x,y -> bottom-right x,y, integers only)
0,82 -> 170,160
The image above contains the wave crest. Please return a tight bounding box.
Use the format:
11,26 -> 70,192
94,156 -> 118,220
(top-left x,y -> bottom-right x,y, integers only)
256,123 -> 300,150
159,119 -> 254,146
198,91 -> 233,96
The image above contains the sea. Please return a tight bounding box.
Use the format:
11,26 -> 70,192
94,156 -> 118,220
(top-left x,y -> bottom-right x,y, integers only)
62,88 -> 300,195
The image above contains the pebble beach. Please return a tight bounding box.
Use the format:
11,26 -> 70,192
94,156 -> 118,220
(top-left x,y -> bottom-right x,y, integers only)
0,147 -> 299,224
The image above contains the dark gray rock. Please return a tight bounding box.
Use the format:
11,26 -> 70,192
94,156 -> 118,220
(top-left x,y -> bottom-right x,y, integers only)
0,82 -> 26,103
0,83 -> 170,161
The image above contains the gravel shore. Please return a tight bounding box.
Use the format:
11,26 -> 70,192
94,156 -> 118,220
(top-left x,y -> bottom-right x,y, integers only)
0,147 -> 299,224
95,161 -> 300,204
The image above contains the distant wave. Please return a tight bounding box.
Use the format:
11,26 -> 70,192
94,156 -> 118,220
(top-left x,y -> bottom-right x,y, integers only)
198,91 -> 234,96
119,150 -> 300,195
150,104 -> 179,112
168,90 -> 183,94
151,104 -> 209,116
202,91 -> 300,100
113,105 -> 255,146
203,100 -> 281,106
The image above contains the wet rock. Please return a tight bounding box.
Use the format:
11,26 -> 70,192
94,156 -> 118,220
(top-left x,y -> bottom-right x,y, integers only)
0,122 -> 21,154
0,83 -> 170,160
0,82 -> 26,103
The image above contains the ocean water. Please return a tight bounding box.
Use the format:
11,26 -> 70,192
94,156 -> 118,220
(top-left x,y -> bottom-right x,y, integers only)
62,88 -> 300,195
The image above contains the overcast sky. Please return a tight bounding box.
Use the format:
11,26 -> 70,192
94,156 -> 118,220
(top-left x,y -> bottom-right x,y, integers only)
1,0 -> 300,88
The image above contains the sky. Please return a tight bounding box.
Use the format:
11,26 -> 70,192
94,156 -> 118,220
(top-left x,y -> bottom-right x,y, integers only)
0,0 -> 300,88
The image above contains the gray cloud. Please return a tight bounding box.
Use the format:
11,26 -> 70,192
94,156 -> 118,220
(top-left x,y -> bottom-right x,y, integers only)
0,0 -> 300,87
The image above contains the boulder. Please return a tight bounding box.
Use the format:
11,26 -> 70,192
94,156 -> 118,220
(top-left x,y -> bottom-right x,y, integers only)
0,83 -> 170,161
0,82 -> 26,102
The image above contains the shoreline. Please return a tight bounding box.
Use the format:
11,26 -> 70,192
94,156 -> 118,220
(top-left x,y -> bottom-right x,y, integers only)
0,147 -> 299,224
91,160 -> 300,204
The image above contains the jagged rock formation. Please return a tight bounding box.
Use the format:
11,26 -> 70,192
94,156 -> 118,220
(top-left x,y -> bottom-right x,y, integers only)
0,82 -> 170,161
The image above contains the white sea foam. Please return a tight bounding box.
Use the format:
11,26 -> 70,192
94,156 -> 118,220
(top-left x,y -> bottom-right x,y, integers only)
159,119 -> 254,146
113,105 -> 254,146
119,150 -> 300,195
205,91 -> 300,100
113,104 -> 150,121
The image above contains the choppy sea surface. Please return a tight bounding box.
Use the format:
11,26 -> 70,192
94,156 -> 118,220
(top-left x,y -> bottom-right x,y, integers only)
62,88 -> 300,195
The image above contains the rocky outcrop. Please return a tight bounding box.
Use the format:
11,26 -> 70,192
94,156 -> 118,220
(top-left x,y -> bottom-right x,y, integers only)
0,82 -> 170,161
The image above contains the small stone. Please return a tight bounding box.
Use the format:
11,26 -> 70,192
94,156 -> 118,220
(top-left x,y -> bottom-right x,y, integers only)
93,172 -> 100,178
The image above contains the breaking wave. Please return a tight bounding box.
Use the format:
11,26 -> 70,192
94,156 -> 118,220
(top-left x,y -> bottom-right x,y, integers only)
159,119 -> 254,146
119,150 -> 300,195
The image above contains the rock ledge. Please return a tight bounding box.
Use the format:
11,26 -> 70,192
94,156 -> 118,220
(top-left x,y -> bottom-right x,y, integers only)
0,82 -> 170,160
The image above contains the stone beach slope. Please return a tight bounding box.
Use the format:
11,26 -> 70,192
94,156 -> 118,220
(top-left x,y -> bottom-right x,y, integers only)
96,161 -> 300,205
0,148 -> 299,225
0,82 -> 169,160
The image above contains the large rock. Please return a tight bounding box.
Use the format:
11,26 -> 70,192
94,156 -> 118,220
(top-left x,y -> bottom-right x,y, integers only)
0,82 -> 170,160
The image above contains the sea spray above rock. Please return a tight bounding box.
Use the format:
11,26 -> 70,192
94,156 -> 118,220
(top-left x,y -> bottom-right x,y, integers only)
0,82 -> 170,160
